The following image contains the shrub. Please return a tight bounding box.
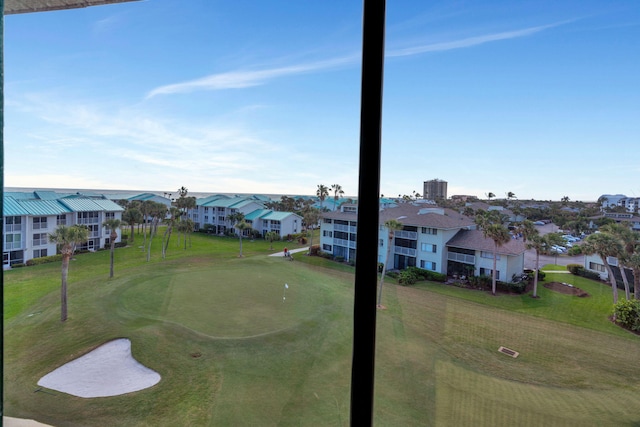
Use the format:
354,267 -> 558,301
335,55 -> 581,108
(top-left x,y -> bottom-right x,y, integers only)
335,256 -> 344,262
25,254 -> 64,266
613,299 -> 640,331
298,236 -> 307,244
377,263 -> 384,273
496,281 -> 527,294
386,271 -> 399,279
114,242 -> 127,248
566,264 -> 583,275
11,263 -> 26,268
309,245 -> 320,255
398,269 -> 419,286
567,246 -> 582,256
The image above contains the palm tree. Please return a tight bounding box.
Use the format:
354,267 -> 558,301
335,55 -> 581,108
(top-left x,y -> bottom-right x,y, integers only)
48,224 -> 89,322
316,184 -> 329,211
561,196 -> 570,206
235,220 -> 250,257
377,219 -> 403,307
102,219 -> 122,278
582,233 -> 624,305
146,202 -> 167,262
506,191 -> 516,200
600,223 -> 638,300
303,207 -> 320,254
265,231 -> 279,250
162,207 -> 182,259
331,184 -> 344,210
475,210 -> 511,295
485,192 -> 495,201
121,206 -> 142,243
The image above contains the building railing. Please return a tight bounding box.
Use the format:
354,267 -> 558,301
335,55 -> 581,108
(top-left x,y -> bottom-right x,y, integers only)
334,224 -> 357,233
447,252 -> 475,264
4,241 -> 22,250
77,218 -> 99,225
4,224 -> 22,232
333,238 -> 357,249
395,230 -> 417,240
393,246 -> 416,257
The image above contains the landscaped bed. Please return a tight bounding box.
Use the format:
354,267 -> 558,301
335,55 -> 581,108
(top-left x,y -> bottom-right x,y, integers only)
544,281 -> 590,297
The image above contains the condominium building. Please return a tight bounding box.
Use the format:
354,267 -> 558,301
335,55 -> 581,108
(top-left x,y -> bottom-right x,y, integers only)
423,179 -> 448,200
3,191 -> 124,267
320,202 -> 526,280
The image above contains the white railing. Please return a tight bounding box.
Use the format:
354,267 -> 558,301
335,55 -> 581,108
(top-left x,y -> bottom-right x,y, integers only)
4,224 -> 22,232
77,218 -> 99,225
447,252 -> 475,264
395,230 -> 417,240
333,238 -> 356,249
393,246 -> 416,257
33,238 -> 48,246
4,241 -> 22,250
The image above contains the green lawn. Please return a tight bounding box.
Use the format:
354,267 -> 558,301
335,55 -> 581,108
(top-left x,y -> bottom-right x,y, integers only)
4,231 -> 640,426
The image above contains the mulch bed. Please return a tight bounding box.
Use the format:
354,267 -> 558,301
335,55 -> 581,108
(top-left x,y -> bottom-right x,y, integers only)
543,281 -> 590,297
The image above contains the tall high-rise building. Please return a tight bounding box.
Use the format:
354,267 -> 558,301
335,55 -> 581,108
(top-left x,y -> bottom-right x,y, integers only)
423,179 -> 447,200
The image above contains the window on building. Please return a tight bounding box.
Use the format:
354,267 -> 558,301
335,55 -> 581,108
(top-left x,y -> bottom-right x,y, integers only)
323,244 -> 332,251
56,215 -> 67,225
323,218 -> 332,224
33,233 -> 48,246
480,251 -> 500,260
589,262 -> 605,272
105,212 -> 115,220
420,260 -> 436,271
33,249 -> 48,258
33,217 -> 47,230
323,230 -> 333,237
421,227 -> 437,235
479,268 -> 500,280
420,243 -> 436,252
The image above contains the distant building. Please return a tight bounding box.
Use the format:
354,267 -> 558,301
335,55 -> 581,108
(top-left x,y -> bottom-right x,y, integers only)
423,179 -> 447,200
3,191 -> 124,267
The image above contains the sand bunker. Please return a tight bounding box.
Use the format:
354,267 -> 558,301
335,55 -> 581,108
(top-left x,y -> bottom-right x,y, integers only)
37,338 -> 160,398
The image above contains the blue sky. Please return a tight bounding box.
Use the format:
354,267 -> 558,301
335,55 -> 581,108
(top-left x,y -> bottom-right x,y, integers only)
4,0 -> 639,201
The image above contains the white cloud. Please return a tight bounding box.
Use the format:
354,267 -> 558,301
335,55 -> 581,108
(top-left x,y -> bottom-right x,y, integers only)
146,22 -> 566,98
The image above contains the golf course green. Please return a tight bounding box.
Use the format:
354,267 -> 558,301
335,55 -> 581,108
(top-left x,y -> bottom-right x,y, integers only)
4,231 -> 640,426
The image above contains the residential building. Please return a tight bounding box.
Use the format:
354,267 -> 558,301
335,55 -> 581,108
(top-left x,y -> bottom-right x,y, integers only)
588,212 -> 640,231
584,253 -> 636,288
3,191 -> 124,267
599,194 -> 640,213
320,203 -> 526,280
188,195 -> 302,237
423,179 -> 447,201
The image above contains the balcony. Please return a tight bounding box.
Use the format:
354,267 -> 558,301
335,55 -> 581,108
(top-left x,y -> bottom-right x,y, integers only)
395,230 -> 417,240
333,238 -> 356,249
447,252 -> 476,264
4,241 -> 23,250
334,224 -> 357,233
393,246 -> 416,257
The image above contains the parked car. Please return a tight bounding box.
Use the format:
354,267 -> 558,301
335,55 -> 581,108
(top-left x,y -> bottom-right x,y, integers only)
533,221 -> 545,226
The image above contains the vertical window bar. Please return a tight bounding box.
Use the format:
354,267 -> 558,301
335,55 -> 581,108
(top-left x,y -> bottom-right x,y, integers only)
351,0 -> 386,425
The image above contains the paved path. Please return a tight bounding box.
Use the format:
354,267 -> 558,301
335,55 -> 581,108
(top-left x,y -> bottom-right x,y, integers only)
269,247 -> 309,257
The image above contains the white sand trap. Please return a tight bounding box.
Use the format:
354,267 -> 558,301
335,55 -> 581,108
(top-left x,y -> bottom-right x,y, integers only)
37,338 -> 161,398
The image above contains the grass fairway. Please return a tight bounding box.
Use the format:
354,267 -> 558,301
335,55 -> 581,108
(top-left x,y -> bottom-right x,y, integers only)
4,231 -> 640,426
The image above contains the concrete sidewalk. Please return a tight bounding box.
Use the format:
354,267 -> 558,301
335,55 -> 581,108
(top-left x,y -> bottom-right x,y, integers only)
269,247 -> 309,257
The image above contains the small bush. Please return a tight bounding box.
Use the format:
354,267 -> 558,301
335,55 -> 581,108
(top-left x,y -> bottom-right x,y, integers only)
613,299 -> 640,331
566,264 -> 583,275
398,269 -> 419,286
567,246 -> 582,256
386,271 -> 399,279
335,256 -> 344,262
309,245 -> 320,255
25,254 -> 64,266
114,242 -> 128,248
378,263 -> 384,273
496,281 -> 527,294
11,263 -> 26,268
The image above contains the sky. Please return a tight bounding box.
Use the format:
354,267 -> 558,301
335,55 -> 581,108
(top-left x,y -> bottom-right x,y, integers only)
4,0 -> 640,201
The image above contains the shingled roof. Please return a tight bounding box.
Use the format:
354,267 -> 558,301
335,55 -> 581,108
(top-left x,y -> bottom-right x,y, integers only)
447,229 -> 526,256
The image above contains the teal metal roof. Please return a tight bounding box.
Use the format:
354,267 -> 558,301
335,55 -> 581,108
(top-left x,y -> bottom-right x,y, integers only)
244,209 -> 271,221
3,196 -> 71,216
201,196 -> 255,208
58,198 -> 123,212
262,211 -> 299,221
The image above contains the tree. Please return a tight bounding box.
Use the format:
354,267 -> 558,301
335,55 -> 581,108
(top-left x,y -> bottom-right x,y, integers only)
316,184 -> 329,211
475,210 -> 511,295
377,219 -> 404,307
600,223 -> 638,300
561,196 -> 570,206
582,233 -> 624,305
303,207 -> 320,254
265,231 -> 279,250
506,191 -> 516,200
516,220 -> 559,298
121,206 -> 142,243
486,192 -> 495,201
235,220 -> 250,257
331,184 -> 344,210
102,219 -> 122,278
48,225 -> 89,322
146,202 -> 167,262
162,207 -> 182,259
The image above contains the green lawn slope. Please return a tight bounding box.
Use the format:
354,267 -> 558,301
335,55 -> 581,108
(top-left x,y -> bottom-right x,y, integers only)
4,230 -> 639,426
